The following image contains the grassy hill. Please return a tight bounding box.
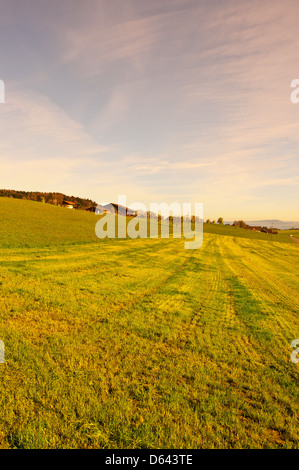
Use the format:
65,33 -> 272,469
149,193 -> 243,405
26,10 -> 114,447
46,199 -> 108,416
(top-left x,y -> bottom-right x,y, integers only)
0,197 -> 298,449
203,221 -> 299,243
0,197 -> 101,248
0,197 -> 298,248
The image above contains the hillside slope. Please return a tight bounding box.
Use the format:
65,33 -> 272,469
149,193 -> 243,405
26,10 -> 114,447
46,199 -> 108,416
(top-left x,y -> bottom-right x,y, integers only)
0,197 -> 100,248
0,197 -> 298,248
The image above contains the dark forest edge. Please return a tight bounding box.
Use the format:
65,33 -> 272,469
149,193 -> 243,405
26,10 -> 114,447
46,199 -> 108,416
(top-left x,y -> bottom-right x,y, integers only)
0,189 -> 98,211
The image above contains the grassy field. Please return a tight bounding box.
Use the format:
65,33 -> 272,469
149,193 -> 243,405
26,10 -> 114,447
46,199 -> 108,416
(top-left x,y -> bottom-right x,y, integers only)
0,197 -> 298,449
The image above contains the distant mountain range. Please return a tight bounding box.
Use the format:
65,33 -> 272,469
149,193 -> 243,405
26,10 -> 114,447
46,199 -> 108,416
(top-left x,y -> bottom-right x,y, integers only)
226,220 -> 299,230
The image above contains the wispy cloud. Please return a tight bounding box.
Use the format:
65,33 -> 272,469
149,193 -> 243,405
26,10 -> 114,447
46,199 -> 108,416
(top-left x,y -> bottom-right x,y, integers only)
0,84 -> 109,192
0,0 -> 298,219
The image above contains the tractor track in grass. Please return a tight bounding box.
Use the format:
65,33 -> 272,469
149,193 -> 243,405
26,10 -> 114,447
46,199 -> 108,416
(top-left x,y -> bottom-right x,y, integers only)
211,237 -> 299,439
111,238 -> 215,333
223,239 -> 298,322
0,231 -> 298,449
216,237 -> 299,363
1,198 -> 299,449
211,237 -> 264,364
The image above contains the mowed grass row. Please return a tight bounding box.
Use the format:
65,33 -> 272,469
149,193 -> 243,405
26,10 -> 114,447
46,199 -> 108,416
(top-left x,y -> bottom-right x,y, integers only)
0,227 -> 298,449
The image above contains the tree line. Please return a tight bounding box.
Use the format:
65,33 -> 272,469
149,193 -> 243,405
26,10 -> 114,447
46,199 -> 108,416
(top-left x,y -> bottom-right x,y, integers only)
205,218 -> 248,227
0,189 -> 97,210
205,217 -> 224,224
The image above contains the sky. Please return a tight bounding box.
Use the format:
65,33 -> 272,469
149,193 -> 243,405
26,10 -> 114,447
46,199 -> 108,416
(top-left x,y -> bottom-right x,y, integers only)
0,0 -> 298,220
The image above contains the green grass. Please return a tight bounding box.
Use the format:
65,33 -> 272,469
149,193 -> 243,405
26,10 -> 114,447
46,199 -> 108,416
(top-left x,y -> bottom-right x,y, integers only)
0,197 -> 101,248
0,197 -> 297,247
0,198 -> 298,448
203,222 -> 299,243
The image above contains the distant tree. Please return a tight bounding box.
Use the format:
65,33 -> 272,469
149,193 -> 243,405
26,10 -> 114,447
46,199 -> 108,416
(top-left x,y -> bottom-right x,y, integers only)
217,217 -> 224,224
206,219 -> 211,224
191,215 -> 201,224
233,220 -> 247,229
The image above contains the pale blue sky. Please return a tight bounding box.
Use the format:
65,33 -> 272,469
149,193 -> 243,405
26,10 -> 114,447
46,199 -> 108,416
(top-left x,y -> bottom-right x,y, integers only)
0,0 -> 298,220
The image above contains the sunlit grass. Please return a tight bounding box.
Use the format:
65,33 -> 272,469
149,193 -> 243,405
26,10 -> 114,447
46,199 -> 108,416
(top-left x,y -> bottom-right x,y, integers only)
0,198 -> 298,448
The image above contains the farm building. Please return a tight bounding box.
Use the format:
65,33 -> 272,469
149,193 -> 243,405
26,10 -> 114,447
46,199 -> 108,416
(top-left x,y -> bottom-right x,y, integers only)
85,205 -> 97,213
62,200 -> 76,209
96,203 -> 137,217
245,225 -> 263,231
